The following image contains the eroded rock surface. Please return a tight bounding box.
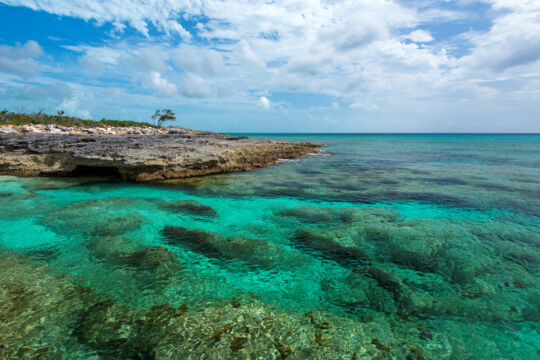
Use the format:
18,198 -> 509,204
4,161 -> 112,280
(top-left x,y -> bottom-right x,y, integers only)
0,133 -> 320,181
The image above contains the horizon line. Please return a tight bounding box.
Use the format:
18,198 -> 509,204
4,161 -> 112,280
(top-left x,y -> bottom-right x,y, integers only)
226,132 -> 540,135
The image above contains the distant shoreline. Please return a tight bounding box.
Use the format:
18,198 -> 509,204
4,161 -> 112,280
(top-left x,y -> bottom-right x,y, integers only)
1,123 -> 206,136
228,132 -> 540,136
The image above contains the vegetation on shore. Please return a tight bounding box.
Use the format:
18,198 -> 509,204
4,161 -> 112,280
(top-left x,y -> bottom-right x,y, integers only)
151,109 -> 176,128
0,109 -> 156,128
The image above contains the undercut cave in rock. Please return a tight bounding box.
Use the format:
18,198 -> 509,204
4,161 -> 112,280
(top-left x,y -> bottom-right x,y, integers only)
70,165 -> 122,178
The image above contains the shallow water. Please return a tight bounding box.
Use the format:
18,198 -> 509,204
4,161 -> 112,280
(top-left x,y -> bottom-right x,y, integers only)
0,134 -> 539,359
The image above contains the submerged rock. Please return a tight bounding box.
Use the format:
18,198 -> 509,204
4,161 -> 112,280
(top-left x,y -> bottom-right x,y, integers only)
505,252 -> 539,269
124,246 -> 184,281
73,300 -> 189,359
161,226 -> 224,259
91,212 -> 145,236
22,246 -> 59,261
87,235 -> 184,283
0,251 -> 451,360
279,206 -> 540,324
39,198 -> 145,236
291,228 -> 370,267
2,243 -> 535,359
161,226 -> 301,269
159,199 -> 218,217
20,177 -> 115,191
0,251 -> 103,359
88,235 -> 141,261
0,191 -> 45,220
338,266 -> 449,319
0,191 -> 14,198
280,206 -> 357,224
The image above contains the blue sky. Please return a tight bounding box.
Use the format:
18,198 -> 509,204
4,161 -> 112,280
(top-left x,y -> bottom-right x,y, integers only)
0,0 -> 539,132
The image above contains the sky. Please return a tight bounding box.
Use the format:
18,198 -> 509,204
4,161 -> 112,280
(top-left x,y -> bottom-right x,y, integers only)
0,0 -> 539,133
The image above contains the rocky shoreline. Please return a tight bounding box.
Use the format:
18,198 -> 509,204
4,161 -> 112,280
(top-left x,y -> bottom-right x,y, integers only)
0,125 -> 320,181
0,123 -> 192,136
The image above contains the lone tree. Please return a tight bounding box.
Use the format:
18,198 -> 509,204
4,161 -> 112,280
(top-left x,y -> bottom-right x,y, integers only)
151,109 -> 176,128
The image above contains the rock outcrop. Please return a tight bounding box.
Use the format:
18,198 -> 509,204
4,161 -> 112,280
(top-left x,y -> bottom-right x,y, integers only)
0,131 -> 320,181
0,123 -> 190,136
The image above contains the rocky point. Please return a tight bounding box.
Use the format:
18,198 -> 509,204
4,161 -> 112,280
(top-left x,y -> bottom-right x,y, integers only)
0,124 -> 320,181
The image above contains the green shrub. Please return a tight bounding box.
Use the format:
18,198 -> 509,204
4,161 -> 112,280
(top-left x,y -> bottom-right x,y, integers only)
0,110 -> 156,128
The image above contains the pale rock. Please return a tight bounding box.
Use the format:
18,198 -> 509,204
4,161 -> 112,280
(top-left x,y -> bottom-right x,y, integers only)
0,126 -> 17,134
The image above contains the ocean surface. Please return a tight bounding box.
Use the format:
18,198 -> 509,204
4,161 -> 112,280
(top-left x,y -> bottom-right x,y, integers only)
0,134 -> 539,359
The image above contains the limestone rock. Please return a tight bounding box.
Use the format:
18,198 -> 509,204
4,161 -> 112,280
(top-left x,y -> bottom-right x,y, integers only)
0,132 -> 320,181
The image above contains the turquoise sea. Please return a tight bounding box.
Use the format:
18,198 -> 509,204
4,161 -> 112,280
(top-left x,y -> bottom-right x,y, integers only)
0,134 -> 539,359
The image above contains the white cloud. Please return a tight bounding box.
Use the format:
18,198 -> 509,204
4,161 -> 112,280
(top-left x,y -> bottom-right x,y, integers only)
67,43 -> 171,76
1,0 -> 192,38
180,73 -> 212,98
233,40 -> 266,70
0,40 -> 43,77
258,96 -> 271,109
489,0 -> 540,12
80,55 -> 104,72
130,49 -> 169,72
349,101 -> 379,111
144,71 -> 177,98
65,44 -> 126,66
173,45 -> 225,75
17,82 -> 72,100
1,0 -> 540,131
459,5 -> 540,72
0,40 -> 43,58
404,29 -> 434,43
58,95 -> 91,119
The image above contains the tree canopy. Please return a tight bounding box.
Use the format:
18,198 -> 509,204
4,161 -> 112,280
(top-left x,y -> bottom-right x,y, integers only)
152,109 -> 176,128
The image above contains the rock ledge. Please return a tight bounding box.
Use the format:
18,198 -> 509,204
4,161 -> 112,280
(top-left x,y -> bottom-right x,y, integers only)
0,128 -> 320,181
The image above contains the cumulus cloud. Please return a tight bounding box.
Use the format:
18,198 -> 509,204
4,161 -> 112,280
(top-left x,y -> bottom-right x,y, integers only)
0,40 -> 43,58
130,49 -> 169,72
404,30 -> 434,43
318,15 -> 387,52
144,71 -> 177,98
0,40 -> 43,77
349,101 -> 379,111
65,44 -> 126,66
490,0 -> 540,12
1,0 -> 191,38
17,82 -> 72,100
1,0 -> 540,131
234,40 -> 266,70
258,96 -> 271,109
460,5 -> 540,72
173,45 -> 225,75
80,55 -> 104,72
58,95 -> 91,119
70,44 -> 171,75
180,73 -> 212,98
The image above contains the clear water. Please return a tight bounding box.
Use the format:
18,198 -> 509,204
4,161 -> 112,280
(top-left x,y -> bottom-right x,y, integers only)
0,134 -> 539,359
